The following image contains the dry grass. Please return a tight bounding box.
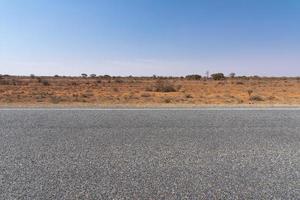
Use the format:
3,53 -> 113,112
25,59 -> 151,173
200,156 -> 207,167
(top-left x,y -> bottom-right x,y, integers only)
0,75 -> 299,106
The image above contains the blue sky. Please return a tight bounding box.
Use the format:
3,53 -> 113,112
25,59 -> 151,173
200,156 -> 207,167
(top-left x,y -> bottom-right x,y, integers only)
1,0 -> 300,76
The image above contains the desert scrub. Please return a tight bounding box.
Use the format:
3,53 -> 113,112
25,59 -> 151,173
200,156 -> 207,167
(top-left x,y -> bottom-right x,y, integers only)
164,98 -> 172,103
185,94 -> 193,98
185,74 -> 202,80
41,80 -> 50,86
114,79 -> 124,83
151,80 -> 180,92
211,73 -> 225,80
50,96 -> 62,104
247,90 -> 253,97
141,93 -> 151,98
249,95 -> 264,101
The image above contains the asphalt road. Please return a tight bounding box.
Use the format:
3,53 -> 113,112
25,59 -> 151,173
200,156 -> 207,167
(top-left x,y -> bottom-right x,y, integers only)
0,109 -> 299,199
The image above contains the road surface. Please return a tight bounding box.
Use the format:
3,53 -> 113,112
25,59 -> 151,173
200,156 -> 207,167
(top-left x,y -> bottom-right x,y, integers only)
0,109 -> 299,199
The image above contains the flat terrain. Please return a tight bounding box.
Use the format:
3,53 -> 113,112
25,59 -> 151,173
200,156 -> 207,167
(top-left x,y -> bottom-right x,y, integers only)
0,109 -> 299,199
0,76 -> 300,106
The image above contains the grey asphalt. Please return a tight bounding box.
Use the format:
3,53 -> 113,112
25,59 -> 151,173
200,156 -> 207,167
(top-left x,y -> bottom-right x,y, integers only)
0,109 -> 299,199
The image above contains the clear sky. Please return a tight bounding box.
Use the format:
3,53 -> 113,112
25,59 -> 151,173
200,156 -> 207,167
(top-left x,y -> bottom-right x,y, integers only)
1,0 -> 300,76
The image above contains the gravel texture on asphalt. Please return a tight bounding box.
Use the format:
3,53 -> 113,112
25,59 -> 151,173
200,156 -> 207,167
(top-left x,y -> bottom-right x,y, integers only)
0,109 -> 299,199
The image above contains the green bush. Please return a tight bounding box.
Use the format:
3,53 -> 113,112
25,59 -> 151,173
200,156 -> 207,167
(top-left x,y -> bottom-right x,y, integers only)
229,73 -> 236,78
211,73 -> 225,80
185,74 -> 202,80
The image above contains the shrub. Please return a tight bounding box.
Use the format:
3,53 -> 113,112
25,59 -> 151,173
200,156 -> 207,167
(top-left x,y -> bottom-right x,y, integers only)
0,79 -> 10,85
141,93 -> 151,98
185,74 -> 202,80
249,95 -> 264,101
211,73 -> 225,80
54,75 -> 59,78
50,96 -> 61,104
0,79 -> 17,85
268,96 -> 276,100
164,98 -> 171,103
153,80 -> 177,92
145,86 -> 153,92
185,94 -> 193,98
229,73 -> 236,78
42,80 -> 50,86
30,74 -> 35,78
71,82 -> 78,86
176,84 -> 182,91
81,73 -> 88,78
114,79 -> 123,83
90,74 -> 97,78
239,76 -> 250,80
103,75 -> 111,79
247,89 -> 253,97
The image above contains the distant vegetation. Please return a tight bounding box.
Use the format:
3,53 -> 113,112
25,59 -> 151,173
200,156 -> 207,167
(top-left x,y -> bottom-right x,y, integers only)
185,74 -> 202,80
211,73 -> 225,80
229,73 -> 236,78
0,73 -> 299,105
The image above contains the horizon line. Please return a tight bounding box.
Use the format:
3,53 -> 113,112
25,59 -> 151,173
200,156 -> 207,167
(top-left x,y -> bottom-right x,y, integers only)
1,74 -> 300,78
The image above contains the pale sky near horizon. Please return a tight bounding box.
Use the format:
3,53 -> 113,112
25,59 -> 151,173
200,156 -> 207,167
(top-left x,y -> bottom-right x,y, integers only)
1,0 -> 300,76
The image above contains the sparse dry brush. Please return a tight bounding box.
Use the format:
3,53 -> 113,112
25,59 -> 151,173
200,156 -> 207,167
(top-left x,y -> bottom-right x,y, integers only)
42,80 -> 50,86
164,98 -> 171,103
250,95 -> 264,101
247,90 -> 253,97
114,79 -> 124,83
146,79 -> 181,92
141,93 -> 151,98
50,96 -> 61,104
0,75 -> 299,105
185,94 -> 193,98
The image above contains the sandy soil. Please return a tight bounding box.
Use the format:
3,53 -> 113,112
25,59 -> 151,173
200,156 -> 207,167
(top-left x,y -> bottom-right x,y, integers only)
0,75 -> 299,107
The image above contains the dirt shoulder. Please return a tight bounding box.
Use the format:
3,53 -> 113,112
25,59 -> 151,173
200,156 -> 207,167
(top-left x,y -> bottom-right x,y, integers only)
0,103 -> 300,109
